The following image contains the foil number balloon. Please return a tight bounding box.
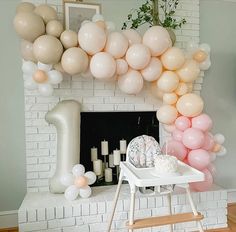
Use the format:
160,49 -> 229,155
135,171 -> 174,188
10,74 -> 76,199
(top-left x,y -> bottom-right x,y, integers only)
45,100 -> 81,193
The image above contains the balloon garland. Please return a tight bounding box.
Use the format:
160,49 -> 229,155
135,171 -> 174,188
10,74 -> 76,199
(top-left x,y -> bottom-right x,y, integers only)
14,2 -> 226,191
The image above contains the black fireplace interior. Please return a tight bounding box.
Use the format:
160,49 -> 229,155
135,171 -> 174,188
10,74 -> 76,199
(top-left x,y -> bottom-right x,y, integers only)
80,111 -> 159,185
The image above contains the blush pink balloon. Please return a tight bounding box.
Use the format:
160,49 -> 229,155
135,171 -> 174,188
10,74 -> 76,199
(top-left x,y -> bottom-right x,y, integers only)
207,163 -> 216,176
175,116 -> 191,131
201,133 -> 215,151
192,113 -> 213,132
190,168 -> 213,191
188,149 -> 210,170
182,128 -> 205,149
162,140 -> 188,161
172,129 -> 183,142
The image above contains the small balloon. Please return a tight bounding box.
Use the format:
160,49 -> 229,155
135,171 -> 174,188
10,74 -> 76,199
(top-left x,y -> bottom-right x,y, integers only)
175,116 -> 191,131
163,93 -> 178,105
193,50 -> 208,63
116,59 -> 128,75
21,40 -> 37,62
156,105 -> 178,125
48,70 -> 63,84
60,173 -> 74,186
84,171 -> 96,185
24,79 -> 38,90
60,30 -> 78,49
214,133 -> 225,144
64,185 -> 79,201
46,20 -> 63,38
38,83 -> 54,96
122,29 -> 142,46
74,176 -> 88,188
79,186 -> 92,198
72,164 -> 85,177
33,70 -> 48,83
22,61 -> 37,74
175,82 -> 188,96
92,13 -> 104,22
105,21 -> 116,32
217,146 -> 227,156
34,4 -> 57,24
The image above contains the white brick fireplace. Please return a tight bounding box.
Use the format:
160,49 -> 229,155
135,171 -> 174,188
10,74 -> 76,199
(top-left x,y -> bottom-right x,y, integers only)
19,0 -> 228,231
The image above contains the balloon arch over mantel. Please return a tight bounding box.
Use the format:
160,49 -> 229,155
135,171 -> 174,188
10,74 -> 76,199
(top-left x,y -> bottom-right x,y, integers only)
14,2 -> 226,191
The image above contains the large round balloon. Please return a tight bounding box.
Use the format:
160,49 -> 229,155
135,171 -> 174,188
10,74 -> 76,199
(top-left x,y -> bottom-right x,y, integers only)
13,12 -> 45,42
90,52 -> 116,79
182,128 -> 205,149
122,29 -> 142,46
125,44 -> 151,70
33,35 -> 63,64
156,105 -> 178,125
118,69 -> 143,94
60,30 -> 78,49
176,59 -> 200,83
157,71 -> 179,93
188,149 -> 211,170
105,32 -> 129,59
141,57 -> 163,82
21,40 -> 37,62
46,20 -> 63,38
78,22 -> 106,55
61,47 -> 89,75
143,26 -> 172,56
34,4 -> 57,24
163,93 -> 178,105
192,113 -> 213,132
16,2 -> 35,13
161,47 -> 185,70
176,93 -> 204,117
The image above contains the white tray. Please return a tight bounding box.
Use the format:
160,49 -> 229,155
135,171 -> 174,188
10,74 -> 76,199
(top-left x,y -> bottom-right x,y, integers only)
120,161 -> 204,187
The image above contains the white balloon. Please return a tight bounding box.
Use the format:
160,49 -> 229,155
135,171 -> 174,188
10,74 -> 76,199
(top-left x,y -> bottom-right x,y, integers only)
48,70 -> 63,84
209,152 -> 216,162
23,74 -> 32,81
199,43 -> 211,53
60,173 -> 74,187
92,13 -> 104,22
65,185 -> 79,201
79,186 -> 92,198
84,171 -> 96,185
105,21 -> 116,32
22,61 -> 37,74
217,146 -> 227,156
186,41 -> 198,53
37,62 -> 52,72
38,83 -> 54,96
199,57 -> 211,70
24,79 -> 38,90
72,164 -> 85,177
214,133 -> 225,144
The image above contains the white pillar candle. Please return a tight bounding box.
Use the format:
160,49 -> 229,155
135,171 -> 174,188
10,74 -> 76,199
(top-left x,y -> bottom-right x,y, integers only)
93,159 -> 102,176
101,140 -> 109,156
105,168 -> 113,182
113,149 -> 121,165
120,139 -> 127,154
91,147 -> 98,161
109,154 -> 114,168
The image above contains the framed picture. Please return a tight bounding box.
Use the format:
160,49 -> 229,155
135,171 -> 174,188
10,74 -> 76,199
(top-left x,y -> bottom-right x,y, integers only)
64,1 -> 101,33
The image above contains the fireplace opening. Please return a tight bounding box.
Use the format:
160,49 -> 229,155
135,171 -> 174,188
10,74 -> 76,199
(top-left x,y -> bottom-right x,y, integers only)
80,111 -> 159,186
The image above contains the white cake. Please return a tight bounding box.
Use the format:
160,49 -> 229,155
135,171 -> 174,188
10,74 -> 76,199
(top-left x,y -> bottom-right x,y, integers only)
154,155 -> 178,176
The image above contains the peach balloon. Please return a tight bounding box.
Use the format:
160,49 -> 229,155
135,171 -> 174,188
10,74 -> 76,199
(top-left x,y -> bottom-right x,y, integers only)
60,30 -> 78,49
33,70 -> 48,83
74,176 -> 88,188
212,143 -> 221,153
90,52 -> 116,79
122,29 -> 142,46
105,32 -> 129,58
157,71 -> 179,93
33,35 -> 63,64
118,69 -> 143,94
193,50 -> 208,63
126,44 -> 151,70
34,4 -> 57,24
116,59 -> 128,75
78,22 -> 106,55
61,47 -> 89,75
21,40 -> 37,62
176,93 -> 204,117
150,82 -> 164,99
163,93 -> 178,105
143,26 -> 172,56
46,20 -> 63,38
176,59 -> 200,83
13,12 -> 45,42
156,105 -> 178,125
161,47 -> 185,70
16,2 -> 35,13
141,57 -> 163,82
163,124 -> 176,133
175,82 -> 188,96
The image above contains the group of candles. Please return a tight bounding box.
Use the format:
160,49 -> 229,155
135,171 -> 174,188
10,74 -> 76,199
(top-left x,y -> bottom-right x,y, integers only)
91,139 -> 127,183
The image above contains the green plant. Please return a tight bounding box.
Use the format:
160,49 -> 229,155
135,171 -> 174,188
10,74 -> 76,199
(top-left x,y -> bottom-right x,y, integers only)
122,0 -> 186,30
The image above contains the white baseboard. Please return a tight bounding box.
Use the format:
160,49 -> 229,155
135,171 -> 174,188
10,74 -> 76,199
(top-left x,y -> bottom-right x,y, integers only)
0,210 -> 18,229
227,188 -> 236,203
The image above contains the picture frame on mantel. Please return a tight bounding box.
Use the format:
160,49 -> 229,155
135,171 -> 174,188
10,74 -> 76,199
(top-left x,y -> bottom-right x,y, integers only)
63,0 -> 101,32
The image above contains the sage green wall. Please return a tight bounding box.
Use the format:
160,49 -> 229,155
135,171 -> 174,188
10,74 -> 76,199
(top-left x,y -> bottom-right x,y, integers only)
0,0 -> 26,211
200,0 -> 236,188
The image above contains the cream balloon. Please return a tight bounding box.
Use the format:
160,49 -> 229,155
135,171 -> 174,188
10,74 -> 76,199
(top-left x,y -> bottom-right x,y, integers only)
161,47 -> 185,70
34,4 -> 57,24
125,44 -> 151,70
122,29 -> 142,46
60,30 -> 78,49
176,59 -> 200,83
78,22 -> 106,55
150,82 -> 164,99
13,12 -> 45,42
105,32 -> 129,58
141,57 -> 163,82
176,93 -> 204,117
118,69 -> 144,95
156,105 -> 178,125
61,47 -> 89,75
116,59 -> 128,75
175,82 -> 188,96
157,71 -> 179,93
16,2 -> 35,13
143,26 -> 172,56
33,35 -> 63,64
90,52 -> 116,79
163,93 -> 178,105
21,40 -> 37,62
46,20 -> 64,38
